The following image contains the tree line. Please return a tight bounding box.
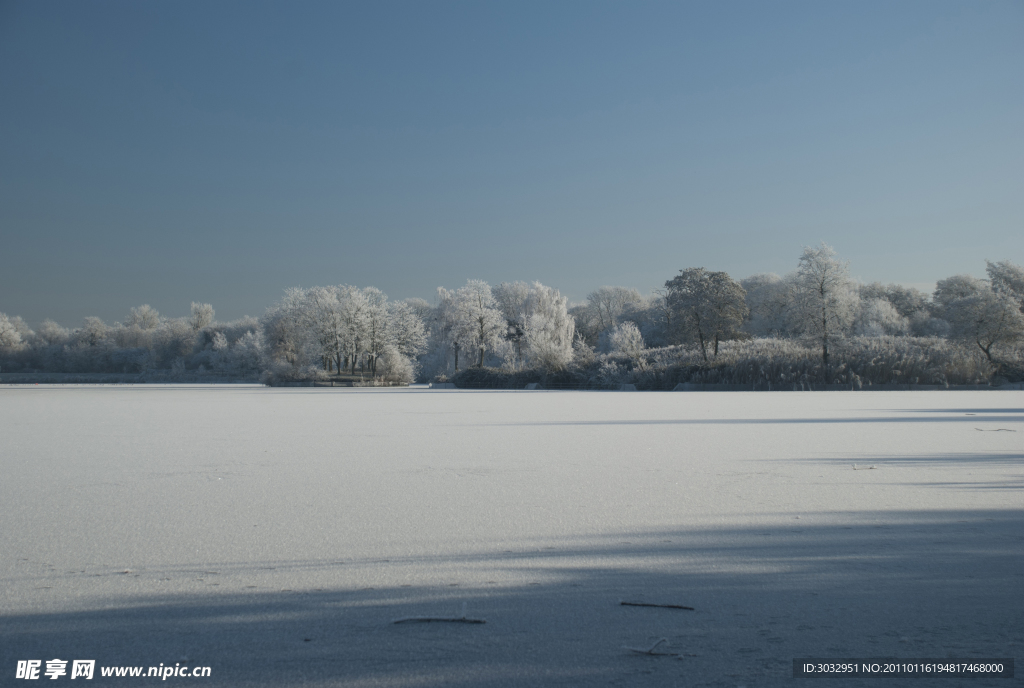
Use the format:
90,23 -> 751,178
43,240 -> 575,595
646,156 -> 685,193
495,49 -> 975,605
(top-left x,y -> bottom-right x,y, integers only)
1,244 -> 1022,387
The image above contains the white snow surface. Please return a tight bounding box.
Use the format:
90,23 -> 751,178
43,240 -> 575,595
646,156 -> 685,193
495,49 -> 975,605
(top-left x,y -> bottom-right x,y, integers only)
1,386 -> 1021,686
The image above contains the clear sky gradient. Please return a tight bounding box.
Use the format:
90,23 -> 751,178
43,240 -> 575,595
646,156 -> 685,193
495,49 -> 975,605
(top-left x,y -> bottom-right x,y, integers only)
2,0 -> 1022,326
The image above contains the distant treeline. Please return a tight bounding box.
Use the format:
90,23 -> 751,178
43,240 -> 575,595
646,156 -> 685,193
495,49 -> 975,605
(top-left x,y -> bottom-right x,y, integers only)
1,244 -> 1022,387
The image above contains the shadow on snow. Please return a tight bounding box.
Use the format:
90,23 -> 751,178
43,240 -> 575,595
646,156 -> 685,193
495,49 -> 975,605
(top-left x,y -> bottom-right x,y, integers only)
3,510 -> 1021,687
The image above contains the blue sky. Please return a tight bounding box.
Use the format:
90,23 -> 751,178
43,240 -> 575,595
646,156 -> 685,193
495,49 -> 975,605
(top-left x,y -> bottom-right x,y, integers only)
1,0 -> 1022,326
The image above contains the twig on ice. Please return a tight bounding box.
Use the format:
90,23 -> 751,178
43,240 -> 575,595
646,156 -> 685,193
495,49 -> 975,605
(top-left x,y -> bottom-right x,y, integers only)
623,638 -> 678,656
620,601 -> 694,611
392,616 -> 486,624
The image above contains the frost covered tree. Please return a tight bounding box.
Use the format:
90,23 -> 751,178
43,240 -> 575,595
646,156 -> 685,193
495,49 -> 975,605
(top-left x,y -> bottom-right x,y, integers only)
262,290 -> 305,367
261,285 -> 421,378
421,286 -> 462,375
567,302 -> 599,347
34,320 -> 70,347
589,286 -> 643,331
570,286 -> 643,347
153,318 -> 195,364
336,286 -> 370,373
0,303 -> 269,378
609,321 -> 647,370
855,298 -> 909,337
189,302 -> 215,331
858,282 -> 934,336
126,305 -> 161,330
943,284 -> 1024,361
493,281 -> 575,371
493,281 -> 532,364
788,243 -> 857,369
361,287 -> 390,374
76,317 -> 110,347
986,260 -> 1024,308
402,298 -> 434,324
741,273 -> 792,337
453,280 -> 505,368
264,286 -> 355,373
665,268 -> 747,361
0,313 -> 29,352
859,283 -> 929,320
619,294 -> 671,348
117,305 -> 162,352
301,286 -> 351,373
522,283 -> 575,371
114,320 -> 155,349
933,275 -> 985,311
387,301 -> 427,359
222,329 -> 265,375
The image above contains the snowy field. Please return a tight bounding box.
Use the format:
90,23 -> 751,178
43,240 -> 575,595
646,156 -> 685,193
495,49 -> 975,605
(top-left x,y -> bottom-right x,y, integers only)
1,386 -> 1021,687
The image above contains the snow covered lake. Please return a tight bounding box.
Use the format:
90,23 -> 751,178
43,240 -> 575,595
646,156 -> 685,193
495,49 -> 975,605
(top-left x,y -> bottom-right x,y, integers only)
2,386 -> 1021,686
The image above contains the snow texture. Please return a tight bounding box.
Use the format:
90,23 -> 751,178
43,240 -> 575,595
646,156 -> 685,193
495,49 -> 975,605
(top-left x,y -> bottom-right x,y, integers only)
1,386 -> 1021,686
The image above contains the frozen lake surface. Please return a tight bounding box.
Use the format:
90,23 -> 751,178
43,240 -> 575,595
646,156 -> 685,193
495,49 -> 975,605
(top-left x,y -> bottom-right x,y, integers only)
2,386 -> 1021,686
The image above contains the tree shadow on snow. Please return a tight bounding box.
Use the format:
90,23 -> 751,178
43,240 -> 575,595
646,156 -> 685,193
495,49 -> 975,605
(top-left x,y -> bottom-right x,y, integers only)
804,452 -> 1024,468
2,510 -> 1021,687
495,415 -> 1024,426
894,408 -> 1024,415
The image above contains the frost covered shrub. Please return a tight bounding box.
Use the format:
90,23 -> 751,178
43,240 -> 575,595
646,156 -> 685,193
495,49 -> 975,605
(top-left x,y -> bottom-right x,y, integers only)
614,294 -> 671,348
855,299 -> 910,337
595,359 -> 626,388
186,319 -> 264,377
452,366 -> 534,389
627,339 -> 826,390
572,334 -> 596,368
259,362 -> 330,385
450,365 -> 593,389
377,346 -> 415,384
609,322 -> 647,370
224,330 -> 266,375
525,325 -> 574,372
835,337 -> 994,386
552,336 -> 1001,390
992,349 -> 1024,383
0,308 -> 264,380
664,337 -> 995,388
